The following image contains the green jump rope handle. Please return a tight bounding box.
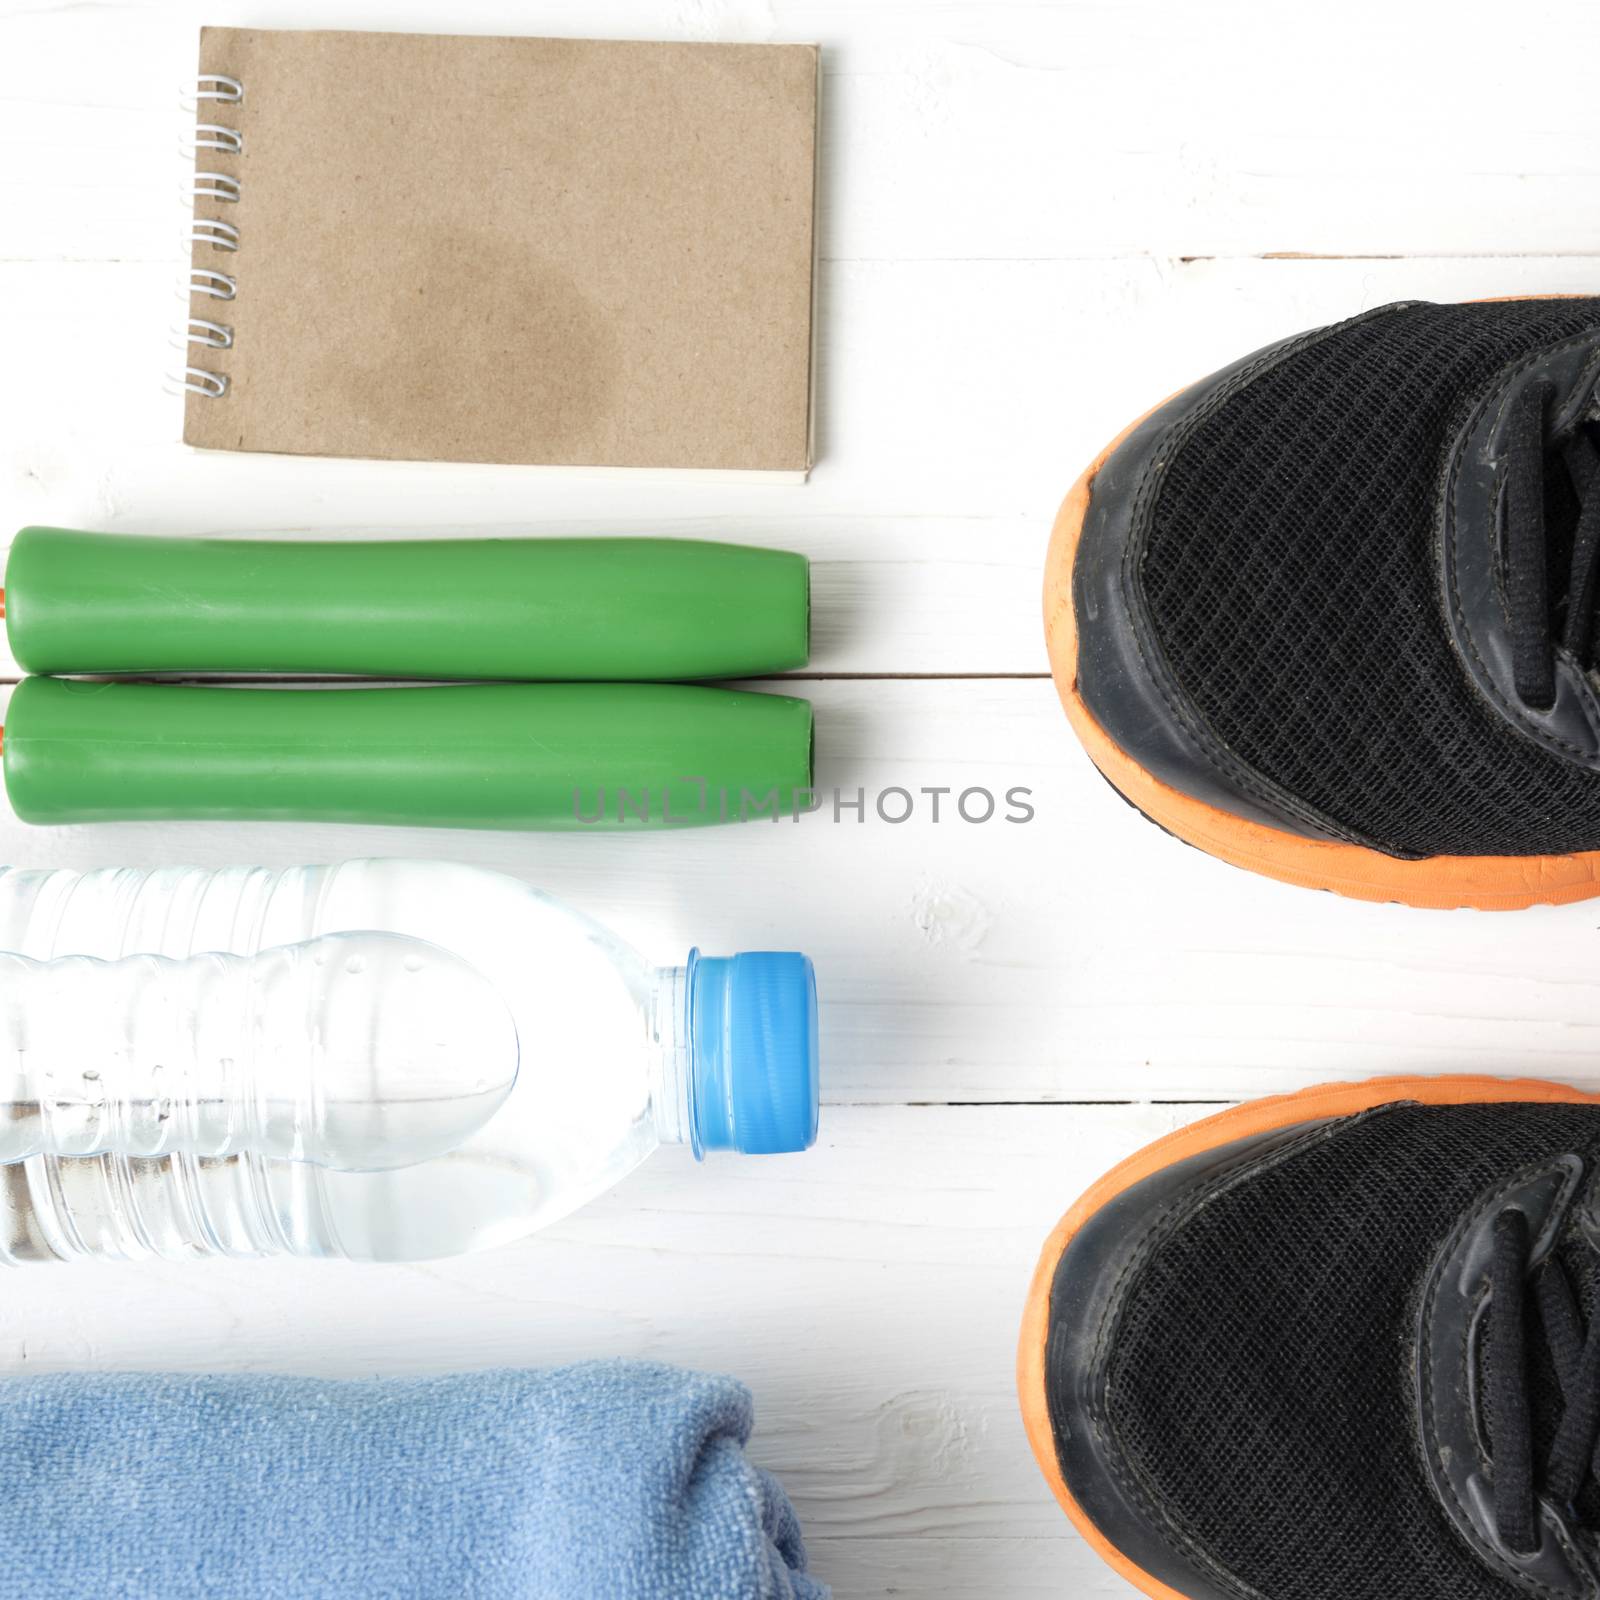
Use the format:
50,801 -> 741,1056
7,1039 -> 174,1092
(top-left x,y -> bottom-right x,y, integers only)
3,677 -> 814,831
4,529 -> 810,680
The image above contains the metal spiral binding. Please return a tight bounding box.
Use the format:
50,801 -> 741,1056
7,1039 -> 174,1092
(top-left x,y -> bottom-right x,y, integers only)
169,76 -> 243,401
168,368 -> 228,399
189,172 -> 241,205
190,217 -> 239,252
185,124 -> 244,157
176,318 -> 233,350
180,74 -> 243,109
189,269 -> 236,301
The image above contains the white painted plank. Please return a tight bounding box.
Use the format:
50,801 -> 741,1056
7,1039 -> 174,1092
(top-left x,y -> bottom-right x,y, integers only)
0,1099 -> 1205,1600
7,251 -> 1600,678
5,676 -> 1600,1103
5,0 -> 1600,264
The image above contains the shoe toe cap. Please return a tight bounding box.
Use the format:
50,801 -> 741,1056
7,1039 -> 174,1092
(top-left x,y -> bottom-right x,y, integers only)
1054,360 -> 1346,846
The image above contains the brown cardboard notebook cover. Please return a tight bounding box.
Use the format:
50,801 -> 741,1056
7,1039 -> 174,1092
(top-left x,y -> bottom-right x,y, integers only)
185,28 -> 819,474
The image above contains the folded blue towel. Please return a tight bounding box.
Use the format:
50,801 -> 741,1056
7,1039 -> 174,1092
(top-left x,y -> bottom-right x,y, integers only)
1,1359 -> 827,1599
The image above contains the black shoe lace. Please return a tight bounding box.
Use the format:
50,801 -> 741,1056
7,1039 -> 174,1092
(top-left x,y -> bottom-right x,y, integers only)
1484,1209 -> 1600,1553
1505,382 -> 1600,711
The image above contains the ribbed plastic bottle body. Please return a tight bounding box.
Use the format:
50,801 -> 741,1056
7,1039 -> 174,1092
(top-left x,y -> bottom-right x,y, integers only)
0,861 -> 666,1264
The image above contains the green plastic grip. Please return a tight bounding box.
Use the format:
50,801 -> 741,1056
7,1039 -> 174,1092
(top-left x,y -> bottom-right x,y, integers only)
5,529 -> 810,681
3,677 -> 814,831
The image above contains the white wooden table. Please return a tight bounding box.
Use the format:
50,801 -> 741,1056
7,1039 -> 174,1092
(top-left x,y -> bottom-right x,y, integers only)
4,2 -> 1600,1594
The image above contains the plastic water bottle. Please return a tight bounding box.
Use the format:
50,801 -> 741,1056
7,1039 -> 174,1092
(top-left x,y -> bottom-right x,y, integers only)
0,859 -> 820,1264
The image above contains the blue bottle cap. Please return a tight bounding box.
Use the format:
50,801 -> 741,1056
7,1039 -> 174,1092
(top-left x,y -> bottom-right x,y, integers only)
688,950 -> 819,1156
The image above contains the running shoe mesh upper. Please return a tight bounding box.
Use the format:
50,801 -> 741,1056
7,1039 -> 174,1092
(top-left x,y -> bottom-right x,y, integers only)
1140,299 -> 1600,857
1103,1102 -> 1600,1600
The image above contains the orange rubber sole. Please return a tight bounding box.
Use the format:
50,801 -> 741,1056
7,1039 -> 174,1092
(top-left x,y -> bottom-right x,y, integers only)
1016,1073 -> 1600,1600
1044,382 -> 1600,910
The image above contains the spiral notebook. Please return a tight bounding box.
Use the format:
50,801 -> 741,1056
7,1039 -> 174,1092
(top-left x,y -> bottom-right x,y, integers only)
179,28 -> 820,477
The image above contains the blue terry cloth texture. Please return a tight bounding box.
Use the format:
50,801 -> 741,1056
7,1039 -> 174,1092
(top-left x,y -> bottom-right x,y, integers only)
1,1359 -> 828,1600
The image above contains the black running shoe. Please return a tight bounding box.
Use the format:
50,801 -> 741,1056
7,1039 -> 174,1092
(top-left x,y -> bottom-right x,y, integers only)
1045,297 -> 1600,909
1019,1076 -> 1600,1600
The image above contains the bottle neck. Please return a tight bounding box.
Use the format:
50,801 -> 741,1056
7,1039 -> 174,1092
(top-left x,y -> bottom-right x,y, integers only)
646,963 -> 696,1148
